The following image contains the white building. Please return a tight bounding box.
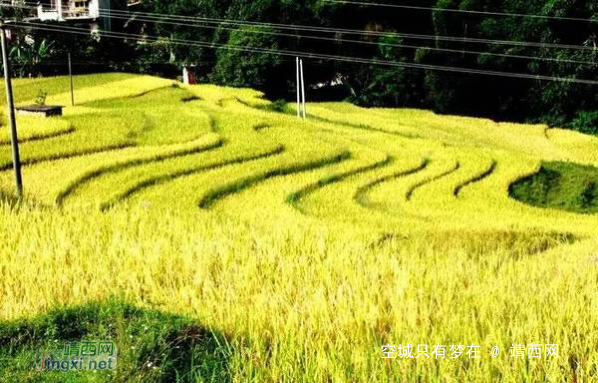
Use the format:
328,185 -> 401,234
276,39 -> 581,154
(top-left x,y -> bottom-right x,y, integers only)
37,0 -> 113,31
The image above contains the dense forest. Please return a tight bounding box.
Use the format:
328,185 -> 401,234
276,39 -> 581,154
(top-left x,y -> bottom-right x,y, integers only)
4,0 -> 598,132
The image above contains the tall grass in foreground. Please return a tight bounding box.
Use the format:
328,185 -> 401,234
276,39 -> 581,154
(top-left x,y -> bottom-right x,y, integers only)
0,204 -> 596,382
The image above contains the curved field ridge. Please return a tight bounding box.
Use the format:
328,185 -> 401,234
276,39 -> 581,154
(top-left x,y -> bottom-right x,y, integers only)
406,161 -> 461,201
46,76 -> 173,106
55,136 -> 223,205
354,158 -> 429,207
306,115 -> 422,140
253,123 -> 271,131
198,151 -> 351,209
454,160 -> 498,197
286,155 -> 393,213
100,145 -> 285,211
236,98 -> 423,140
14,127 -> 76,144
0,143 -> 136,172
0,125 -> 75,146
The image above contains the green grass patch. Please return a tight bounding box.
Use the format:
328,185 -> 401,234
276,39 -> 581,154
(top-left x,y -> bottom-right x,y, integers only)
510,161 -> 598,214
0,299 -> 231,383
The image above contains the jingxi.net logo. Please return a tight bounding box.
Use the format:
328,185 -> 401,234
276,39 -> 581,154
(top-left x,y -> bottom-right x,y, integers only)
36,340 -> 117,373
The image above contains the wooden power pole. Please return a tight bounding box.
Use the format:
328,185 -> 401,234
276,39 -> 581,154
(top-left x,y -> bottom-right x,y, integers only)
296,57 -> 301,118
300,59 -> 306,119
0,21 -> 23,197
68,52 -> 75,106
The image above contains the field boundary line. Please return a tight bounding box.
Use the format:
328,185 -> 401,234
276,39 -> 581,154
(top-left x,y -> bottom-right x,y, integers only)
453,160 -> 498,197
234,96 -> 423,140
0,143 -> 137,172
354,158 -> 429,208
100,144 -> 286,211
286,155 -> 393,214
198,151 -> 352,209
55,137 -> 224,205
405,161 -> 461,201
0,125 -> 76,146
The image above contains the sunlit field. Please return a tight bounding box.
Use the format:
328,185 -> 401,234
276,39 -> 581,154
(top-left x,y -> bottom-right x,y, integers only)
0,73 -> 597,382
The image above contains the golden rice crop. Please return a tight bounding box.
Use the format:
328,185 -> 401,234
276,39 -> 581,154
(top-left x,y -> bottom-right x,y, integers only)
0,73 -> 596,382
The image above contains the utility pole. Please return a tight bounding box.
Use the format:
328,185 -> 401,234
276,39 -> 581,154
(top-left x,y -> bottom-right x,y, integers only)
68,52 -> 74,106
0,21 -> 22,197
300,59 -> 306,119
296,57 -> 301,118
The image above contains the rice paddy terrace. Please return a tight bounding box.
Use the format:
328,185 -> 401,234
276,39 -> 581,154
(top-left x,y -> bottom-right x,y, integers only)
0,74 -> 597,382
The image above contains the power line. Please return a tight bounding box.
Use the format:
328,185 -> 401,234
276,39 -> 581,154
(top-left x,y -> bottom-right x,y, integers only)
3,3 -> 597,69
323,0 -> 598,24
101,5 -> 598,50
54,6 -> 598,66
13,21 -> 598,86
93,12 -> 598,52
10,2 -> 597,52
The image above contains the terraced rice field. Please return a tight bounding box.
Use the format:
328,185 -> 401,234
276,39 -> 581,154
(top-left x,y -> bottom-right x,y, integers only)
0,73 -> 597,382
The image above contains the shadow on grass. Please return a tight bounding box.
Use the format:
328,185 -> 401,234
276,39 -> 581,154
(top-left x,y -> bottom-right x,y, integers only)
0,189 -> 23,209
0,299 -> 231,383
369,229 -> 577,261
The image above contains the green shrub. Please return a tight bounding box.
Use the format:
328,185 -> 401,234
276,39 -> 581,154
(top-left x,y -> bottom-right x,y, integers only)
570,111 -> 598,135
35,90 -> 48,106
579,180 -> 596,209
266,99 -> 288,113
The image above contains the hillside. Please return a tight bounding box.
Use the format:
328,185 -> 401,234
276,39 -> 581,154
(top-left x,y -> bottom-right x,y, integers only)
0,73 -> 597,382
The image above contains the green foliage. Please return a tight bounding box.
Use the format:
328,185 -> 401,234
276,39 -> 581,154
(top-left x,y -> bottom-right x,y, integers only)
570,110 -> 598,135
264,99 -> 288,113
0,299 -> 230,382
35,89 -> 48,106
424,0 -> 598,125
510,161 -> 598,214
9,37 -> 54,78
579,180 -> 596,208
349,35 -> 409,107
136,0 -> 222,69
211,26 -> 282,90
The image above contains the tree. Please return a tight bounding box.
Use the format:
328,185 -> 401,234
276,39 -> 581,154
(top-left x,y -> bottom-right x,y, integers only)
138,0 -> 229,75
422,0 -> 598,126
9,36 -> 54,78
211,25 -> 283,92
348,35 -> 407,107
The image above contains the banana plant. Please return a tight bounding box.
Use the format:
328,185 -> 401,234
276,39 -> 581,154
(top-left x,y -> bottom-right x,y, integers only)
8,37 -> 54,78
